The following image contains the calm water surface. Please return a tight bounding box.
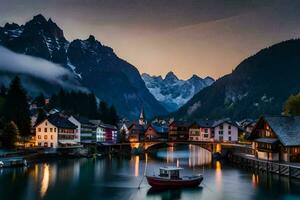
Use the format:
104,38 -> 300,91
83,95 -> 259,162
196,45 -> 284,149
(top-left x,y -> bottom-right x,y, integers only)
1,145 -> 300,200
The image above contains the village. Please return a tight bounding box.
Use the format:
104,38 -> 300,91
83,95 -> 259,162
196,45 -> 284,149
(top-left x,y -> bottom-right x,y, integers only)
2,97 -> 300,170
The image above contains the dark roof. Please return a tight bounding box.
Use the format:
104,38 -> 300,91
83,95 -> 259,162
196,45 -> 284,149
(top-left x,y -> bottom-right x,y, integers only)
99,123 -> 117,130
128,123 -> 145,131
195,120 -> 215,128
72,115 -> 91,125
169,121 -> 191,128
212,119 -> 239,128
149,123 -> 168,134
255,138 -> 279,144
263,116 -> 300,146
47,114 -> 77,129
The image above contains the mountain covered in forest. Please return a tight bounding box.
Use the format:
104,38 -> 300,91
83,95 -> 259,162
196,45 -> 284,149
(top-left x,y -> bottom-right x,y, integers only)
174,39 -> 300,120
142,72 -> 214,112
0,14 -> 167,119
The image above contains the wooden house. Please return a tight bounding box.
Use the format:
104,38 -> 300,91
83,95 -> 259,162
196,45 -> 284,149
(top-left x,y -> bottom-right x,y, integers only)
168,121 -> 191,141
189,120 -> 214,142
249,116 -> 300,162
144,123 -> 168,141
128,123 -> 145,142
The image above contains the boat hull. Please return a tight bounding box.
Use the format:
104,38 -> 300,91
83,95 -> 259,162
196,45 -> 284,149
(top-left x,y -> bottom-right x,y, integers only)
146,176 -> 203,188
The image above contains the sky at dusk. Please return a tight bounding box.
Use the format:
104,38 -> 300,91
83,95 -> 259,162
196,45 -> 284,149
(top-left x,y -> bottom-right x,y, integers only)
1,0 -> 300,79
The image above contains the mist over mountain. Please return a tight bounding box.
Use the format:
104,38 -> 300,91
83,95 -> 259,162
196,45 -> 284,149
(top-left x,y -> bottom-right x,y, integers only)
142,72 -> 214,112
0,14 -> 167,119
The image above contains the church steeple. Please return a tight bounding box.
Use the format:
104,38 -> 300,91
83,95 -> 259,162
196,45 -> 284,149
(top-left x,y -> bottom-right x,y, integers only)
139,107 -> 146,125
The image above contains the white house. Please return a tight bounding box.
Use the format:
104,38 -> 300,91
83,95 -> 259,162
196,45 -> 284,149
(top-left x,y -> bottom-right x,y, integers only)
91,121 -> 118,143
189,120 -> 215,142
35,114 -> 78,148
69,116 -> 96,144
213,119 -> 239,142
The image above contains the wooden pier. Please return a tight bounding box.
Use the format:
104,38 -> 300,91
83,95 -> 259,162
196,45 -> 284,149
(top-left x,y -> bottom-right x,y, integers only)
229,153 -> 300,179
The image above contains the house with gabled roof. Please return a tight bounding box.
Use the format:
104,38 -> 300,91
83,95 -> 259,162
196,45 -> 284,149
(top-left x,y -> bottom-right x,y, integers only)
69,115 -> 96,144
168,121 -> 191,141
35,114 -> 79,148
144,123 -> 168,141
189,120 -> 215,142
128,123 -> 146,142
249,116 -> 300,162
212,119 -> 239,142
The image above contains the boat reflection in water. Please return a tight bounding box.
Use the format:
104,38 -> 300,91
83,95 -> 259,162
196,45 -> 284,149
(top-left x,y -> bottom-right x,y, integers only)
146,186 -> 203,200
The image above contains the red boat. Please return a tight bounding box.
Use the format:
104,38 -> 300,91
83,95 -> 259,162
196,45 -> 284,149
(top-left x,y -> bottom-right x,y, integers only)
146,166 -> 203,188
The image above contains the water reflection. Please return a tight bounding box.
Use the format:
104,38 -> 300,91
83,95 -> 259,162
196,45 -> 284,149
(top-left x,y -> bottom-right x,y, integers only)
1,145 -> 300,200
252,174 -> 259,188
157,145 -> 212,168
40,164 -> 49,198
215,161 -> 222,192
134,156 -> 139,177
147,187 -> 203,200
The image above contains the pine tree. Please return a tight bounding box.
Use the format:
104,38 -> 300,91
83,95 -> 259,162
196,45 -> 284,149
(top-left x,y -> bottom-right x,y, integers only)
2,121 -> 19,149
88,93 -> 98,118
3,77 -> 31,137
120,129 -> 127,143
35,109 -> 47,125
109,105 -> 119,125
0,85 -> 7,97
34,93 -> 46,107
284,93 -> 300,115
99,101 -> 109,123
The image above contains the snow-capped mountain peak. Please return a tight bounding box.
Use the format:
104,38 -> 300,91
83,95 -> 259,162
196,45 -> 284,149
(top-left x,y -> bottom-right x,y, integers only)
142,72 -> 215,112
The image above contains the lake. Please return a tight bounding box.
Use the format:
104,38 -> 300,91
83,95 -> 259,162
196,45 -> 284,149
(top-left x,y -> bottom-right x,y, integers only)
1,144 -> 300,200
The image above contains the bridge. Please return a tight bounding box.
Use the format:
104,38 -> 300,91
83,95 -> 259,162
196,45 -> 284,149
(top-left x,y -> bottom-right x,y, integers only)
127,140 -> 247,153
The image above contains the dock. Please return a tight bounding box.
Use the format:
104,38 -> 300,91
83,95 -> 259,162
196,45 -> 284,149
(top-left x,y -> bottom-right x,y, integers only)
229,153 -> 300,179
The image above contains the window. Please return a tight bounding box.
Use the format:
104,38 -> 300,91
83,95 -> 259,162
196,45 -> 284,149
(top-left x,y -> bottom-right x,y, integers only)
38,128 -> 41,132
220,125 -> 223,129
228,125 -> 231,129
204,128 -> 208,133
44,142 -> 48,147
219,131 -> 223,135
38,142 -> 41,146
54,128 -> 56,132
38,135 -> 41,139
44,135 -> 47,139
51,135 -> 53,140
229,136 -> 231,141
44,128 -> 47,132
50,143 -> 53,148
45,122 -> 47,126
50,128 -> 53,132
228,131 -> 231,135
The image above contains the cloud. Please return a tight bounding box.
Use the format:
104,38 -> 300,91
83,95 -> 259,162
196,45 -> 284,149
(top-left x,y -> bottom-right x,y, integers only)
0,45 -> 87,91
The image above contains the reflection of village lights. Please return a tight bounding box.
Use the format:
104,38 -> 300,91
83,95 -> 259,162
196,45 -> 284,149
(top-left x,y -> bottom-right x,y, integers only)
215,161 -> 222,192
167,146 -> 174,163
131,142 -> 140,149
176,159 -> 180,168
40,164 -> 50,198
216,144 -> 222,153
252,174 -> 259,188
188,145 -> 212,167
134,156 -> 139,177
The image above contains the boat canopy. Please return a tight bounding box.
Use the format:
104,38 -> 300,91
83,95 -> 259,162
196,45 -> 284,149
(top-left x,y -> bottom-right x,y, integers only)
159,166 -> 183,171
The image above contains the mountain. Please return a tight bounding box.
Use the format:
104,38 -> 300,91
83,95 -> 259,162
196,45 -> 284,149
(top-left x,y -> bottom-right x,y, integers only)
142,71 -> 214,112
0,14 -> 167,119
174,39 -> 300,120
